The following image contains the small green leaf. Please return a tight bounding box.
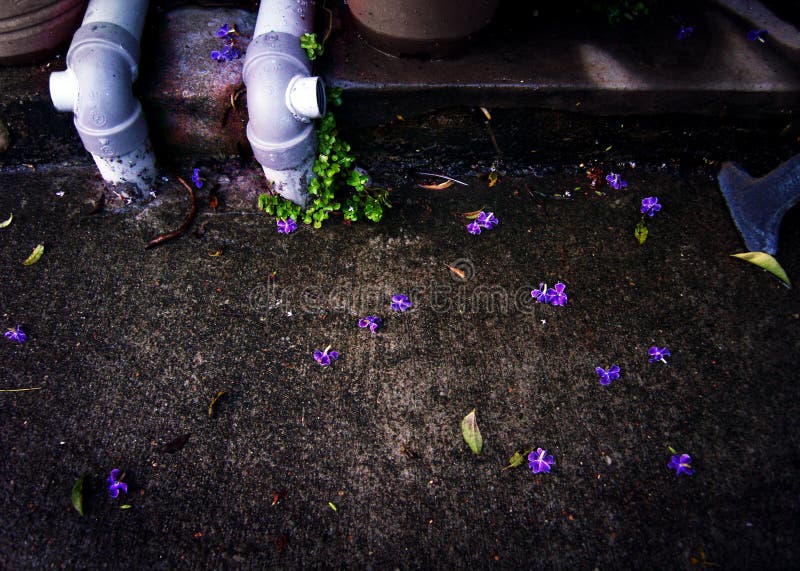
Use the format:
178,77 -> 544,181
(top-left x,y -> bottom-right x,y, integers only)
461,409 -> 483,454
503,449 -> 532,470
634,221 -> 648,245
120,504 -> 132,510
71,475 -> 86,516
0,213 -> 12,228
731,251 -> 791,287
668,446 -> 677,454
328,501 -> 337,512
22,244 -> 44,266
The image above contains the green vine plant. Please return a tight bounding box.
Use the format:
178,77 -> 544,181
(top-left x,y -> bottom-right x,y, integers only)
300,33 -> 324,61
258,86 -> 390,228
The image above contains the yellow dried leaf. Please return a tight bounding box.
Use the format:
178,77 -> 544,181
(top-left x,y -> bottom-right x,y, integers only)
418,180 -> 454,190
22,244 -> 44,266
447,265 -> 466,280
462,209 -> 486,220
731,252 -> 791,287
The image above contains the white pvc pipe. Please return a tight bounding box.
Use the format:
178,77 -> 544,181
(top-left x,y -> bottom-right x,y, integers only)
82,0 -> 148,41
50,0 -> 155,197
245,0 -> 326,207
254,0 -> 315,38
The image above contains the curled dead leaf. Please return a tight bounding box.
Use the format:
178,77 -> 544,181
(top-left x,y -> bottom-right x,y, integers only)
22,244 -> 44,266
418,180 -> 454,191
447,264 -> 466,280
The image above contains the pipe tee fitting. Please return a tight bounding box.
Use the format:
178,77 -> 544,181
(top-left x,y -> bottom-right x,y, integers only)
243,31 -> 326,206
50,23 -> 147,160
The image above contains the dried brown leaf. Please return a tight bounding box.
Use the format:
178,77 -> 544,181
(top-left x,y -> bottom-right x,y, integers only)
159,433 -> 191,453
447,264 -> 466,280
418,180 -> 454,190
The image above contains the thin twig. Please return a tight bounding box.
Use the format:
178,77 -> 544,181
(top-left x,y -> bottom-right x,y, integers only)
416,172 -> 468,186
322,0 -> 334,45
484,120 -> 501,156
0,387 -> 42,392
145,176 -> 197,249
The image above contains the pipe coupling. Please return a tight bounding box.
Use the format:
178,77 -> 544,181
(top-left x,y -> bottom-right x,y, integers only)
50,22 -> 147,159
243,31 -> 326,170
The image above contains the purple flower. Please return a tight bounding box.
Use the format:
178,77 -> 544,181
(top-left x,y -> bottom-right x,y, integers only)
531,283 -> 549,303
216,24 -> 231,37
314,346 -> 340,367
391,294 -> 412,312
648,346 -> 671,364
210,43 -> 240,62
358,315 -> 382,333
476,211 -> 499,229
277,218 -> 297,234
5,325 -> 27,344
676,25 -> 694,40
191,168 -> 203,189
107,469 -> 128,498
548,282 -> 568,306
467,211 -> 499,234
596,364 -> 621,385
668,453 -> 693,477
747,29 -> 767,42
641,196 -> 661,217
226,45 -> 241,60
528,447 -> 555,474
605,172 -> 628,190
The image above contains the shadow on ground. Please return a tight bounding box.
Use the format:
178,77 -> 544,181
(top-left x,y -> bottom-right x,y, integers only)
1,159 -> 799,568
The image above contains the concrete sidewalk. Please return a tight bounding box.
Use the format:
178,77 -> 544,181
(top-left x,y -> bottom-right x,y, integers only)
1,162 -> 799,568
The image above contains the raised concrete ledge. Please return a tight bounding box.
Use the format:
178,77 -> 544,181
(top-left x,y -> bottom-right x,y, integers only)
0,2 -> 797,166
324,1 -> 799,125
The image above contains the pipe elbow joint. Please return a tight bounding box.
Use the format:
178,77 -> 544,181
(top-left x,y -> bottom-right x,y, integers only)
243,32 -> 326,171
50,22 -> 148,160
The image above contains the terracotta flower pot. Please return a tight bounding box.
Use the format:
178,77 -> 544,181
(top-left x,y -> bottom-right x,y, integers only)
0,0 -> 87,65
347,0 -> 500,58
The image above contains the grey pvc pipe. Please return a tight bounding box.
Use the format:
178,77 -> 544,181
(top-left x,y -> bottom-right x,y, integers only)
244,0 -> 326,207
49,0 -> 155,199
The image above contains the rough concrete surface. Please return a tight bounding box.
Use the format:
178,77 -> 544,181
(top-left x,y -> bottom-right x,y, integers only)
1,155 -> 799,568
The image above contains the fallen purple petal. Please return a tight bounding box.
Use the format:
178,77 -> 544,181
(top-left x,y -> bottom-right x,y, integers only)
277,218 -> 298,234
648,346 -> 671,364
548,282 -> 568,306
108,469 -> 128,498
596,364 -> 621,385
4,325 -> 27,344
314,347 -> 339,367
528,448 -> 555,474
641,196 -> 661,217
676,25 -> 694,40
606,172 -> 628,190
391,294 -> 412,312
191,168 -> 203,189
531,283 -> 549,303
668,453 -> 693,476
467,221 -> 482,235
358,315 -> 382,333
